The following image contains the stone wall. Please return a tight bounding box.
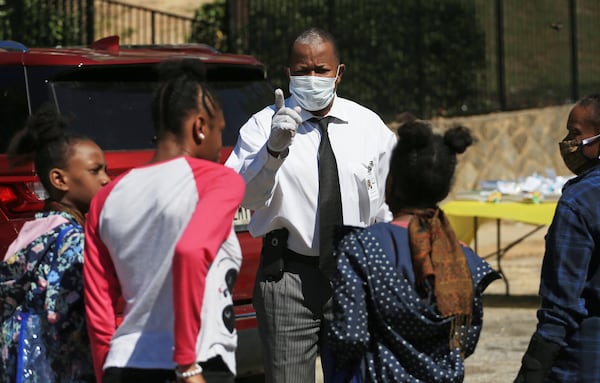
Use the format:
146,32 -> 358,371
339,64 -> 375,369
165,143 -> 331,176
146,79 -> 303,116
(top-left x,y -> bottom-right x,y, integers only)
388,104 -> 574,197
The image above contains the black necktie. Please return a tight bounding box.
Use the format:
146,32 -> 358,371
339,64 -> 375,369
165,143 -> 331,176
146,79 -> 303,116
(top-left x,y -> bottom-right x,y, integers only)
316,116 -> 343,279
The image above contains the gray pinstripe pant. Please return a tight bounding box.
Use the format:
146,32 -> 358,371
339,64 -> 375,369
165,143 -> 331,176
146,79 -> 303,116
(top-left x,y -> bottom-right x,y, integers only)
253,261 -> 333,383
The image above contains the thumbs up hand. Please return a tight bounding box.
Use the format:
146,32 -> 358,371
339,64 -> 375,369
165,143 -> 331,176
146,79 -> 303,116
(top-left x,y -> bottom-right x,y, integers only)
267,89 -> 302,154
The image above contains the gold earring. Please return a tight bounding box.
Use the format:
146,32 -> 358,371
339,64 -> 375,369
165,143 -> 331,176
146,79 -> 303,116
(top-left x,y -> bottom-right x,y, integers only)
198,133 -> 206,140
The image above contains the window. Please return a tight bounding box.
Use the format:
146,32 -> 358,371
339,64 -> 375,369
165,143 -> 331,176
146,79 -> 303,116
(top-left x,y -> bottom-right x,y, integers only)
0,66 -> 28,153
48,65 -> 273,150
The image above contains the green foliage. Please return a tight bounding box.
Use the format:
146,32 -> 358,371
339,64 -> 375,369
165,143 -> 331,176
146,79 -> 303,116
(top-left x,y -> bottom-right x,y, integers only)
0,1 -> 9,38
239,0 -> 487,119
0,0 -> 83,46
189,0 -> 486,119
189,0 -> 228,50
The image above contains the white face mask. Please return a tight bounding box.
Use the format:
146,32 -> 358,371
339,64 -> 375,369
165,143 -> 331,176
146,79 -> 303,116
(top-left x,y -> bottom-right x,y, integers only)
289,66 -> 340,112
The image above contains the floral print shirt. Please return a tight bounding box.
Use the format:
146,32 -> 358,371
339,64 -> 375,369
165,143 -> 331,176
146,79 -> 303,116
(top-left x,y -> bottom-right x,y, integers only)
1,211 -> 94,383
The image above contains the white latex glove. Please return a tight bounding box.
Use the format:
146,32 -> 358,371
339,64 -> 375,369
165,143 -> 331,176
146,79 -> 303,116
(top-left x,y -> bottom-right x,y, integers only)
267,88 -> 302,153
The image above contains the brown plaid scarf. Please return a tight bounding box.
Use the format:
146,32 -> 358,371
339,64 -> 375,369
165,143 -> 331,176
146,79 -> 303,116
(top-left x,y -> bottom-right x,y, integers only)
400,207 -> 474,355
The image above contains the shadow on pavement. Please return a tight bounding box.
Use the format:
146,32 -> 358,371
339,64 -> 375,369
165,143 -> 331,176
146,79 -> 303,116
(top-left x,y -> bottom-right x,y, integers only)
482,294 -> 541,308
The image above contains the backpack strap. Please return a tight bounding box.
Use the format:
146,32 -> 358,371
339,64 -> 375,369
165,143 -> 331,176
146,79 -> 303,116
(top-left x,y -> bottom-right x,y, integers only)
54,224 -> 78,256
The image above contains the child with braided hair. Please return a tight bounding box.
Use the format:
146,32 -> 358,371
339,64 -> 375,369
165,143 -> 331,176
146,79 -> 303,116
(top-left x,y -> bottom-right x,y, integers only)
84,59 -> 245,383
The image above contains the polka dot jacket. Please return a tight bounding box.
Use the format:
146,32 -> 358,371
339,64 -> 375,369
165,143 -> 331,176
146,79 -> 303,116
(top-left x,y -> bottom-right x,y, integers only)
326,222 -> 500,383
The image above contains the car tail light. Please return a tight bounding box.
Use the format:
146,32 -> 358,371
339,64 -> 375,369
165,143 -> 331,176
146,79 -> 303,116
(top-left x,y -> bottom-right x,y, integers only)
0,183 -> 45,217
0,185 -> 18,204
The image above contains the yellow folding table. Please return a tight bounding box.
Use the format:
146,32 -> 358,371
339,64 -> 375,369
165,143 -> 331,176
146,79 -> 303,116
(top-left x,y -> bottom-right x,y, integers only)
442,200 -> 558,295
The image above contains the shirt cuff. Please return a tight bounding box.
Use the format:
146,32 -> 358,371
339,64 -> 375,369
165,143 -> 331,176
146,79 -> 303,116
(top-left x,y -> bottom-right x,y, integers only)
263,144 -> 287,171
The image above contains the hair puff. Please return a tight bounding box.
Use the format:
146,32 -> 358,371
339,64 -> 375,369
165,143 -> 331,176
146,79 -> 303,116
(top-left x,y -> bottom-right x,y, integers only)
443,124 -> 474,154
396,120 -> 433,150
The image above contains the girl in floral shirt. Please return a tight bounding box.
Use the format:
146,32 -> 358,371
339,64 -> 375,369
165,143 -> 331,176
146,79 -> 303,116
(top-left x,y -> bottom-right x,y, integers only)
0,106 -> 110,382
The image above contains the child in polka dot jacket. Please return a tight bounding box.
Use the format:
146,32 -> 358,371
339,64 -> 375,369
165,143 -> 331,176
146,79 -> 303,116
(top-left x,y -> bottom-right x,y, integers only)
325,120 -> 500,383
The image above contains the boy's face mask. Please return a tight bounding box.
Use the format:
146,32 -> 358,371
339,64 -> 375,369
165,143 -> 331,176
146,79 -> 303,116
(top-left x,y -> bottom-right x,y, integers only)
559,133 -> 600,175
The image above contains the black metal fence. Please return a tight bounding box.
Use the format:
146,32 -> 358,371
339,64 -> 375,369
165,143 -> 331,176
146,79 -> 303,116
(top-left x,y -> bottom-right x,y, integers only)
227,0 -> 600,119
0,0 -> 95,47
1,0 -> 598,119
94,0 -> 193,45
0,0 -> 192,46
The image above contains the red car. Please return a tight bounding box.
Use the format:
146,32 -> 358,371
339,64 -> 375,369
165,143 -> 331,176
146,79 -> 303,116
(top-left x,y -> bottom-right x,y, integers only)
0,36 -> 269,378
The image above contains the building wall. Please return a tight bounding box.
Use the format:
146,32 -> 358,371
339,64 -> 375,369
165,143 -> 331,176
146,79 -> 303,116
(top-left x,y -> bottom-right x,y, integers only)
389,104 -> 573,196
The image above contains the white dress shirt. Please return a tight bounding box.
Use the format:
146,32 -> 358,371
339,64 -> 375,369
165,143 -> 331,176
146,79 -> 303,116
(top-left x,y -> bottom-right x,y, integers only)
225,95 -> 397,256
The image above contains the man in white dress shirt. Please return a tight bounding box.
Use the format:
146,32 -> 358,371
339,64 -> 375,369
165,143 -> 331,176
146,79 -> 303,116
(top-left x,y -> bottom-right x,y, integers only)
225,27 -> 397,383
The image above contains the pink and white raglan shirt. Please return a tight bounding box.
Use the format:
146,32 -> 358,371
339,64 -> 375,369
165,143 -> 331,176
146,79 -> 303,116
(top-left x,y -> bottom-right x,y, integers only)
83,157 -> 245,383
